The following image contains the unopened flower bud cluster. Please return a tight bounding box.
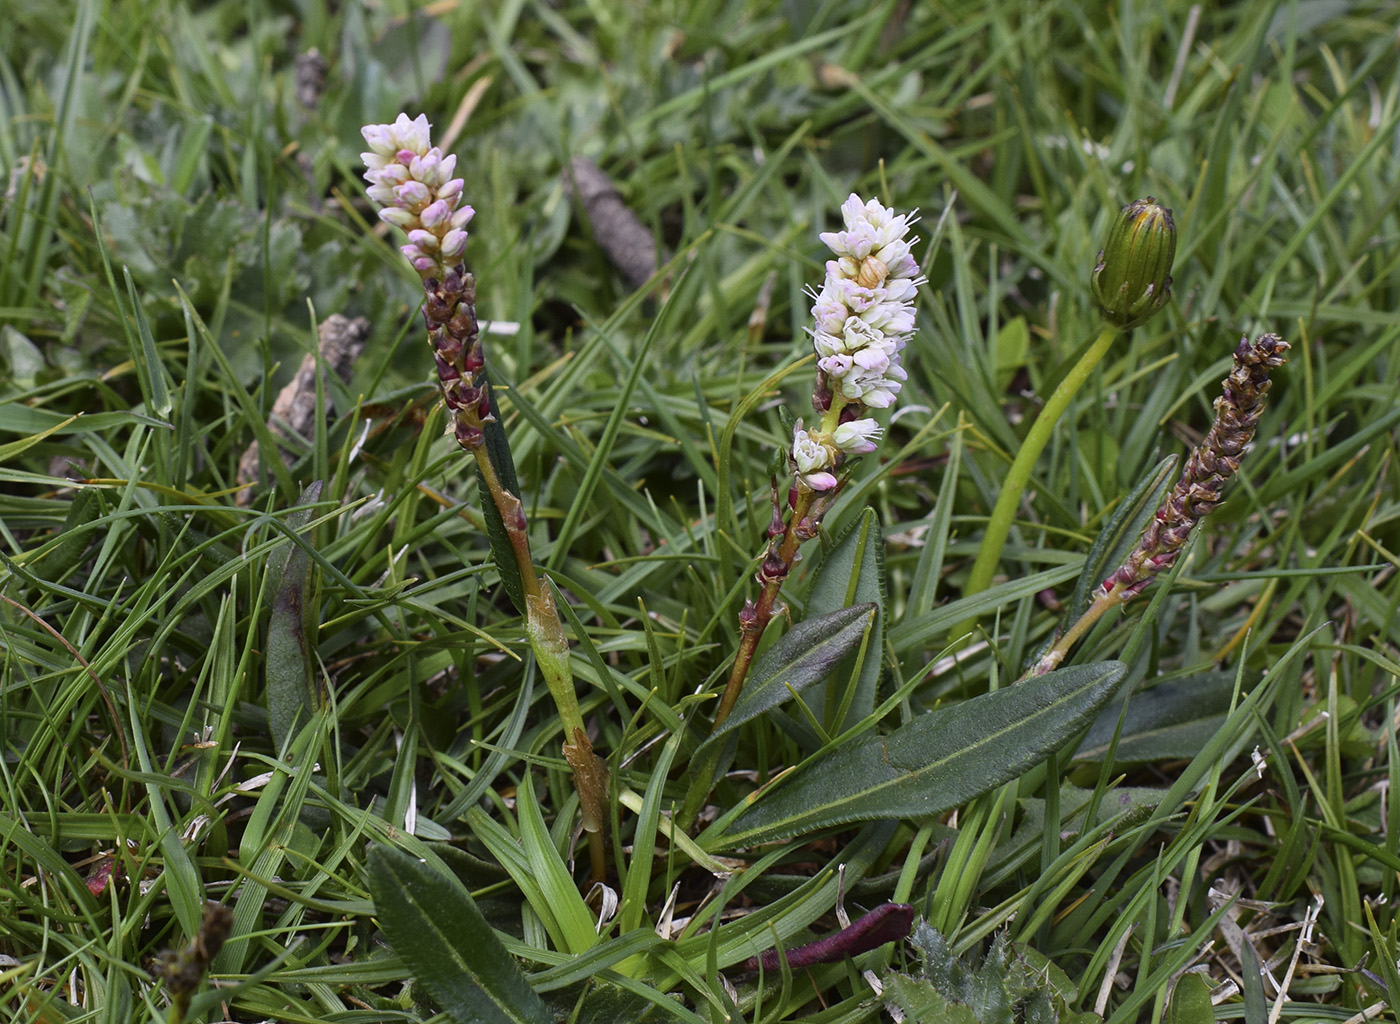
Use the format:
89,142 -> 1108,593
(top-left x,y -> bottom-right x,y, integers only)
791,194 -> 923,491
361,113 -> 475,277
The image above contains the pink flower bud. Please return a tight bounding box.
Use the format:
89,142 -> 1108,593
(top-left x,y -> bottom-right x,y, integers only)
420,200 -> 451,228
440,230 -> 469,260
394,181 -> 431,207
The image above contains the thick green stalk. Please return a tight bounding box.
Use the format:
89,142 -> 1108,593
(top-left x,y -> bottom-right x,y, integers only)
471,444 -> 608,883
952,324 -> 1119,644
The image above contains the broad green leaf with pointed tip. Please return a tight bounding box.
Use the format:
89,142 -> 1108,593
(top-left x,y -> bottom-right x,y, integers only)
700,602 -> 878,756
367,845 -> 551,1024
787,507 -> 885,744
1166,973 -> 1215,1024
707,661 -> 1126,848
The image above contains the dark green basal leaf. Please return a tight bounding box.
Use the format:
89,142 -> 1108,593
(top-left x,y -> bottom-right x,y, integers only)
476,366 -> 527,616
266,481 -> 322,753
700,602 -> 878,757
35,484 -> 105,581
688,603 -> 877,809
708,661 -> 1126,848
785,507 -> 885,745
366,845 -> 551,1024
1075,672 -> 1249,764
1166,973 -> 1215,1024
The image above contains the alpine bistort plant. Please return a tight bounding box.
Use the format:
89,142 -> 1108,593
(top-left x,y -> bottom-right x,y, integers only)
360,114 -> 609,881
712,194 -> 924,729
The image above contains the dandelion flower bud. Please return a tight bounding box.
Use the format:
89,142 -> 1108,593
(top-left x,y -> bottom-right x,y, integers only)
1091,197 -> 1176,330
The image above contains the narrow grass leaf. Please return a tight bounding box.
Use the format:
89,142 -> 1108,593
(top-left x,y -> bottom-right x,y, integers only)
515,774 -> 598,954
0,412 -> 81,461
366,845 -> 551,1024
1238,935 -> 1267,1024
121,266 -> 172,417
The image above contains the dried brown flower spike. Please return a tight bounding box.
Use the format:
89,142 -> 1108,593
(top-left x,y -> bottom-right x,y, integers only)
1102,332 -> 1289,599
1028,332 -> 1288,676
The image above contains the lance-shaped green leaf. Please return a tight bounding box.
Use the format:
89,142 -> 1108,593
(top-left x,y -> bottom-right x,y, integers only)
266,481 -> 322,753
1075,671 -> 1249,764
698,602 -> 878,759
786,508 -> 885,744
366,845 -> 551,1024
684,603 -> 877,817
707,661 -> 1126,848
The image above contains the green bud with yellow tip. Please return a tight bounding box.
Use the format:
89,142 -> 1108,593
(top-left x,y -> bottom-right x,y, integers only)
1091,197 -> 1177,330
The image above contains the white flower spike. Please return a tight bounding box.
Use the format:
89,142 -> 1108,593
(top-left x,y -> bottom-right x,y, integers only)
787,194 -> 922,494
360,114 -> 473,277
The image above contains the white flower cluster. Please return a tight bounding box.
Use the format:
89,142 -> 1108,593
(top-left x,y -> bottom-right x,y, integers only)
811,194 -> 922,409
790,194 -> 921,492
792,417 -> 882,491
360,113 -> 475,275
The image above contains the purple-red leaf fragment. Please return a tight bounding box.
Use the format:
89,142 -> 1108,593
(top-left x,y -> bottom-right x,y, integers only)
738,902 -> 915,973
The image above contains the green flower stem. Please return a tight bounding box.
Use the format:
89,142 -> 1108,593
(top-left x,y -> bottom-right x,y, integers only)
1023,582 -> 1129,677
951,324 -> 1120,645
470,443 -> 608,884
